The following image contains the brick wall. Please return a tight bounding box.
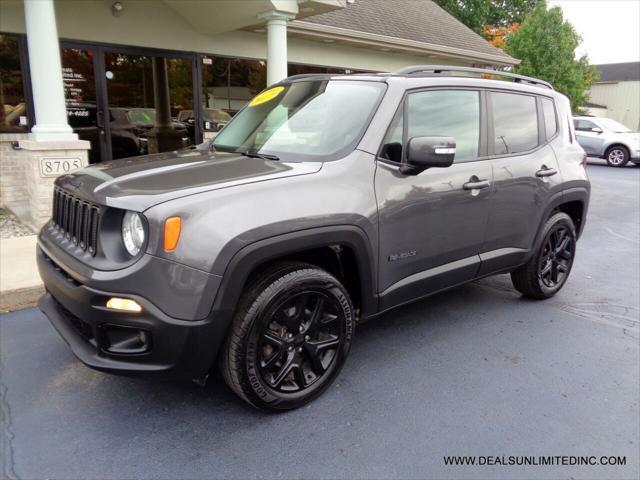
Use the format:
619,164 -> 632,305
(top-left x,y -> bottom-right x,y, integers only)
0,134 -> 31,220
0,134 -> 90,231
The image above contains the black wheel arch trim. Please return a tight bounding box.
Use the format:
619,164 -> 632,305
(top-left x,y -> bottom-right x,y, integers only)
527,186 -> 589,263
209,225 -> 377,340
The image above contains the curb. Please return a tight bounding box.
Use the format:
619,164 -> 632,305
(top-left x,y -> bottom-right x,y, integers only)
0,286 -> 44,313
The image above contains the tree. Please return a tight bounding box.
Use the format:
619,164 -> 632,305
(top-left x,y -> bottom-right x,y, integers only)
505,1 -> 598,111
433,0 -> 539,34
484,23 -> 521,49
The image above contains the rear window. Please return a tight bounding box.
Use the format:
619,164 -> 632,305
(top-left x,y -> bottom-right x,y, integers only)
490,92 -> 538,155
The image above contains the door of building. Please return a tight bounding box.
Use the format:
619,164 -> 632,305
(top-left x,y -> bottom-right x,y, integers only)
60,42 -> 200,163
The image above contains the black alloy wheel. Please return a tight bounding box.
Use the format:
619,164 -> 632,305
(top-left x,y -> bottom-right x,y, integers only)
221,262 -> 354,411
258,290 -> 343,393
538,225 -> 574,289
511,212 -> 577,299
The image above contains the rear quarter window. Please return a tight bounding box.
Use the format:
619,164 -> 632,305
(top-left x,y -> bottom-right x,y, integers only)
490,91 -> 538,155
541,97 -> 558,139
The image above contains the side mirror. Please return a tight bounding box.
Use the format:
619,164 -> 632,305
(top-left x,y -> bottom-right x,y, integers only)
591,127 -> 603,134
402,136 -> 456,174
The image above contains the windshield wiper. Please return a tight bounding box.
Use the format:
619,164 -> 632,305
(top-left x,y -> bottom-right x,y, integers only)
238,149 -> 280,161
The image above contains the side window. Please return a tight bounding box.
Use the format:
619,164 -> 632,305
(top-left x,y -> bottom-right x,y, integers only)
541,97 -> 558,139
407,90 -> 480,161
490,92 -> 538,155
574,119 -> 597,131
380,105 -> 404,163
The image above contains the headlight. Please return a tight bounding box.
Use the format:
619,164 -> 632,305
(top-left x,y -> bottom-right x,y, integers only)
122,211 -> 145,256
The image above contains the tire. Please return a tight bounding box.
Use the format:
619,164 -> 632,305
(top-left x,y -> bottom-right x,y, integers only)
220,262 -> 355,411
511,212 -> 577,299
605,145 -> 630,167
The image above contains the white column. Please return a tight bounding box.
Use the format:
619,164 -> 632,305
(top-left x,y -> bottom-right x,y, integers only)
259,11 -> 295,86
23,0 -> 76,140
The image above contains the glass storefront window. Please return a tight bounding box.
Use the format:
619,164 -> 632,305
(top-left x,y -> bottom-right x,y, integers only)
0,34 -> 29,133
200,56 -> 266,134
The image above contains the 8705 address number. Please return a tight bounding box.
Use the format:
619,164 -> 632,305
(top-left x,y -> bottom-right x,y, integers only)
39,157 -> 83,178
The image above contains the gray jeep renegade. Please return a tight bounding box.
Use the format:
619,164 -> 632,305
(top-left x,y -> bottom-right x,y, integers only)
37,66 -> 590,411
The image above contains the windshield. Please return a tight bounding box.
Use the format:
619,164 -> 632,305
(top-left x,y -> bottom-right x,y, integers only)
212,80 -> 385,161
127,109 -> 156,124
598,118 -> 632,133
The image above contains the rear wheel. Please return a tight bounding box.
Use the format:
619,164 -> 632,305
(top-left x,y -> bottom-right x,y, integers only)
220,262 -> 354,411
511,213 -> 577,299
605,146 -> 629,167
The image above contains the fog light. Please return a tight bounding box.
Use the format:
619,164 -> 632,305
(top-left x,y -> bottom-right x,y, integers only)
106,297 -> 142,312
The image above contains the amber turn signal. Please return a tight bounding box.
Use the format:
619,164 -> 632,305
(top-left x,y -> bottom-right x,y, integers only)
164,216 -> 182,251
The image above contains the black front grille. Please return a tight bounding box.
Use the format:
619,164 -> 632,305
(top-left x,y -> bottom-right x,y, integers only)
52,188 -> 100,255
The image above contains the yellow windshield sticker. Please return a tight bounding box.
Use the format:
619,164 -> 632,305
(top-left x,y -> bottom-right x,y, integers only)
249,86 -> 285,107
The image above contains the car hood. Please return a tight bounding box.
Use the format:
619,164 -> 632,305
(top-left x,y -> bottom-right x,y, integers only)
55,149 -> 322,211
610,132 -> 640,144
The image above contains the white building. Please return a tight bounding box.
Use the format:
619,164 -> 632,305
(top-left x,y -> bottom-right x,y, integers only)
585,62 -> 640,131
0,0 -> 517,228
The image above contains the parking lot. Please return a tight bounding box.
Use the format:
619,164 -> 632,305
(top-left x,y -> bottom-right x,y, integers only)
1,159 -> 638,480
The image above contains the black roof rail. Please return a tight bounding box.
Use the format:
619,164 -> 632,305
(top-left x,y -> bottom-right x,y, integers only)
395,65 -> 554,90
283,73 -> 334,81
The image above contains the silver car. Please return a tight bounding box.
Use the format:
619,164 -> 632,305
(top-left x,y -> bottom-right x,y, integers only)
573,116 -> 640,167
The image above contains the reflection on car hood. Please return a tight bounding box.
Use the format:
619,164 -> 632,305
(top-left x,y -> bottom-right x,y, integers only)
611,132 -> 640,144
55,149 -> 322,211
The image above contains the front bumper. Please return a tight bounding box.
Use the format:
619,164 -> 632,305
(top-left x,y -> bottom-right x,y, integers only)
37,246 -> 223,378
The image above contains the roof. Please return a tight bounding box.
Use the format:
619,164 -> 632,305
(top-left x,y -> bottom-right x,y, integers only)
300,0 -> 517,65
594,62 -> 640,82
584,101 -> 607,109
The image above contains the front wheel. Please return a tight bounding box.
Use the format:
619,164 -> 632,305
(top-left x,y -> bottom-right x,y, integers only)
511,213 -> 577,299
605,146 -> 630,167
220,262 -> 355,411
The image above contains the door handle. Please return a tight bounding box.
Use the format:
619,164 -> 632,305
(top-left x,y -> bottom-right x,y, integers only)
536,166 -> 558,177
463,179 -> 490,190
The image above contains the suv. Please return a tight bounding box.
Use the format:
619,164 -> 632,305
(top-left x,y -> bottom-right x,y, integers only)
573,116 -> 640,167
37,66 -> 590,411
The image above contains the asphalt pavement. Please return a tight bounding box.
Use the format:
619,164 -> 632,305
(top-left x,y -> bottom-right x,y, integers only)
1,159 -> 638,480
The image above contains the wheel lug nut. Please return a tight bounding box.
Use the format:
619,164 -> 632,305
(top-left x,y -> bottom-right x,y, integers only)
297,347 -> 303,353
305,335 -> 310,341
299,325 -> 304,332
288,346 -> 294,352
287,333 -> 293,339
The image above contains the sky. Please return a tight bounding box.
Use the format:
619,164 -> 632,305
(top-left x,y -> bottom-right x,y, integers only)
548,0 -> 640,65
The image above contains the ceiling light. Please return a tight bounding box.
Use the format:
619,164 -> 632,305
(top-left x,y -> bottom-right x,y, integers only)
323,39 -> 335,43
254,28 -> 266,33
111,1 -> 124,16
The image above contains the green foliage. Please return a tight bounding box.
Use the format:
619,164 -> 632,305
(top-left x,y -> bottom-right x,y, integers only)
505,1 -> 598,111
433,0 -> 539,34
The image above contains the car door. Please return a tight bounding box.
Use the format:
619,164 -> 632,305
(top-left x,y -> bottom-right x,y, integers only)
478,91 -> 564,275
375,88 -> 493,310
574,118 -> 605,155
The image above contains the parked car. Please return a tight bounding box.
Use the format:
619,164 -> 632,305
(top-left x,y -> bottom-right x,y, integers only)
111,108 -> 191,154
573,116 -> 640,167
67,104 -> 140,163
67,105 -> 192,162
37,66 -> 590,411
176,108 -> 232,139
